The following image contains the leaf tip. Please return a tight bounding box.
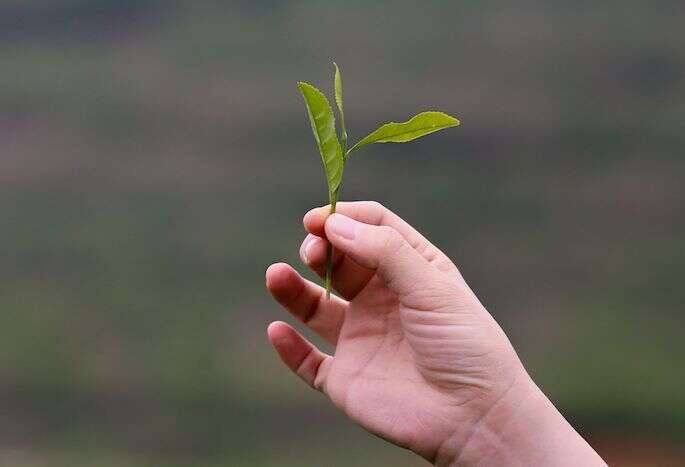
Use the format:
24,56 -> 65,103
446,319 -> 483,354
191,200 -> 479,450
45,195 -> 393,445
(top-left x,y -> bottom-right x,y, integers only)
427,110 -> 461,127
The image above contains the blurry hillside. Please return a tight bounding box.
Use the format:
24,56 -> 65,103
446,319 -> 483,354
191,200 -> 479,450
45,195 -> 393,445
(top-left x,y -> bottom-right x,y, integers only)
1,1 -> 684,465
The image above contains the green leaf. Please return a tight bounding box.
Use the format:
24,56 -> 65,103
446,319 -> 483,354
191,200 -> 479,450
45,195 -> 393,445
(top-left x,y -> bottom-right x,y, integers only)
348,111 -> 460,155
298,82 -> 344,193
333,62 -> 347,150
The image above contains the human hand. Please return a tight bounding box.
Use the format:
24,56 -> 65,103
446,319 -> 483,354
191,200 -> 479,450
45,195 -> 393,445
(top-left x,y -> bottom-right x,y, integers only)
266,201 -> 605,466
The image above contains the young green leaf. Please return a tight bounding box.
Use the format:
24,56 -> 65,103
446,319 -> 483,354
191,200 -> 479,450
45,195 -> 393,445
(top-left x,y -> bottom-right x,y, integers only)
348,111 -> 460,155
333,63 -> 347,151
298,82 -> 344,193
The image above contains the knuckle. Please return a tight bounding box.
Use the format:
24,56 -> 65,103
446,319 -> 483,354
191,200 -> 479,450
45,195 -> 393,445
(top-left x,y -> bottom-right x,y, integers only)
359,200 -> 387,223
376,225 -> 405,254
366,200 -> 385,213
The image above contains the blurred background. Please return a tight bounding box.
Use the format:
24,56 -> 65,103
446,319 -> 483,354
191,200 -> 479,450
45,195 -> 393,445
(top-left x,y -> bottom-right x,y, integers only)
1,1 -> 684,466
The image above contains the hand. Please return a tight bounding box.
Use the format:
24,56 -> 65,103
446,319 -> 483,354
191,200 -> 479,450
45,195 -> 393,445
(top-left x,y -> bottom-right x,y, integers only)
265,201 -> 605,466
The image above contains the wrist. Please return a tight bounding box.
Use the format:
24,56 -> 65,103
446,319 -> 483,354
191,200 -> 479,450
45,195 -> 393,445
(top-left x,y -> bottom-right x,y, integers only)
434,371 -> 606,467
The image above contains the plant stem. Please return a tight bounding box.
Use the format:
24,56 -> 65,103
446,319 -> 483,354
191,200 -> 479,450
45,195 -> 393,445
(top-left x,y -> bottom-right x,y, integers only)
325,189 -> 338,298
327,81 -> 347,298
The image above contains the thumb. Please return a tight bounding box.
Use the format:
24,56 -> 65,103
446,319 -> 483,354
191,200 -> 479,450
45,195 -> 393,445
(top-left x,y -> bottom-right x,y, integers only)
324,213 -> 444,300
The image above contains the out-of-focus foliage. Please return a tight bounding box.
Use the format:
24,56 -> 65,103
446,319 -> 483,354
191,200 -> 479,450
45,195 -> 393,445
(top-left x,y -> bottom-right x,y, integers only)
1,1 -> 684,465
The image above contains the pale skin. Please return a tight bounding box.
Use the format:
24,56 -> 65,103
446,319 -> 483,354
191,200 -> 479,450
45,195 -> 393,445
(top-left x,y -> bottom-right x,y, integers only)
265,201 -> 607,466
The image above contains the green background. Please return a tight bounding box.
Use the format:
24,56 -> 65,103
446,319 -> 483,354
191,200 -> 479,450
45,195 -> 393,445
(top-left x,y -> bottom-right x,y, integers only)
1,1 -> 684,465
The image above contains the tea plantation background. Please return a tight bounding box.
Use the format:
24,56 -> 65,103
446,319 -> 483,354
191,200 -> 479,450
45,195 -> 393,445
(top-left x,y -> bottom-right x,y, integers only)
1,1 -> 684,465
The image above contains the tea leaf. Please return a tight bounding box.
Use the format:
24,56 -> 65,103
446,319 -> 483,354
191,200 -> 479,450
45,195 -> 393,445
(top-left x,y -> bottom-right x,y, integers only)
348,111 -> 460,155
333,63 -> 347,151
298,82 -> 344,192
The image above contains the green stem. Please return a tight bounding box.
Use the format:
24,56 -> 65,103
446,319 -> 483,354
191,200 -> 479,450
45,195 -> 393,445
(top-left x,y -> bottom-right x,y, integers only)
325,189 -> 339,298
327,97 -> 347,298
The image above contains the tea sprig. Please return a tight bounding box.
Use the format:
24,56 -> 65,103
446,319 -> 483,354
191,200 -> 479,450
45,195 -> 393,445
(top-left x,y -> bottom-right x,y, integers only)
298,63 -> 460,297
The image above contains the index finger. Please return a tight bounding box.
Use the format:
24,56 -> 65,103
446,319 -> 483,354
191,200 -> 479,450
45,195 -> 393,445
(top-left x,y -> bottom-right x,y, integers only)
303,201 -> 458,275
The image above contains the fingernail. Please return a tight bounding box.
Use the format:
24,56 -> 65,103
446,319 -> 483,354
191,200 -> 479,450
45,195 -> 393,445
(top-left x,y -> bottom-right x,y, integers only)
303,205 -> 329,227
300,235 -> 315,262
327,214 -> 357,240
303,209 -> 316,225
307,237 -> 322,261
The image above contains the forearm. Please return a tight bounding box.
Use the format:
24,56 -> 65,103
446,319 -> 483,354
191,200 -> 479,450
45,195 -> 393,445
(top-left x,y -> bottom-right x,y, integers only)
435,372 -> 607,467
